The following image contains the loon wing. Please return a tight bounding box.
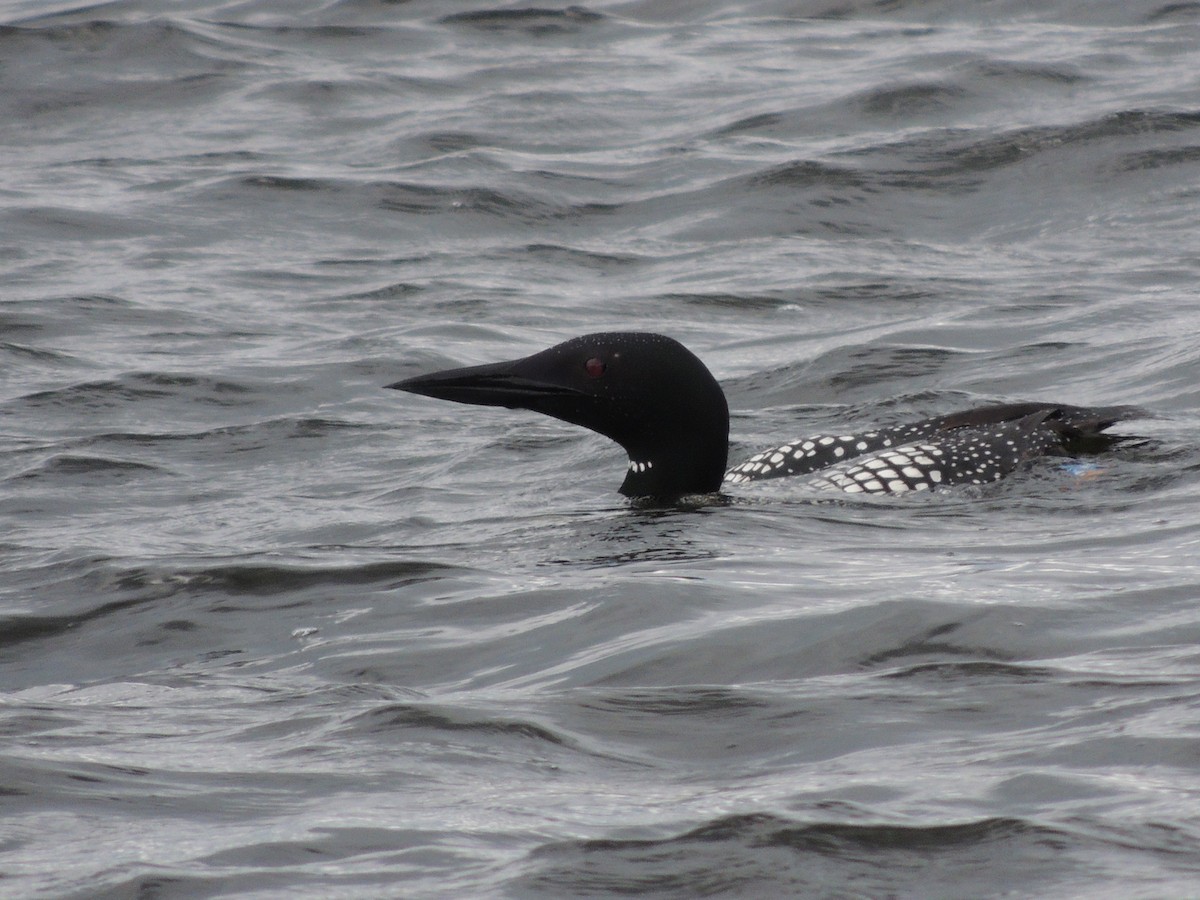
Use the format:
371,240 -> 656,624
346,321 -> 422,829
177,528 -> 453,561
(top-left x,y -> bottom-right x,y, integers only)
725,403 -> 1142,493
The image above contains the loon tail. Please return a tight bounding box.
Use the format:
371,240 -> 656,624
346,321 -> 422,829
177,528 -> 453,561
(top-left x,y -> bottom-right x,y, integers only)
1037,404 -> 1147,456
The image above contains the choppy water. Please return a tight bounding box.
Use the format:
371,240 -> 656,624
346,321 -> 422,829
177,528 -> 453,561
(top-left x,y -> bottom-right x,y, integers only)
3,1 -> 1200,896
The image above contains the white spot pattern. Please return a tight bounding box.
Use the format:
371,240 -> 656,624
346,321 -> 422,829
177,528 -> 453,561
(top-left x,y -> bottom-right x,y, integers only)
725,411 -> 1068,495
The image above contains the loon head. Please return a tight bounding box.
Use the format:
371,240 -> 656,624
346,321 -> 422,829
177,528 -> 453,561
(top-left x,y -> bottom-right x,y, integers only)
388,332 -> 729,498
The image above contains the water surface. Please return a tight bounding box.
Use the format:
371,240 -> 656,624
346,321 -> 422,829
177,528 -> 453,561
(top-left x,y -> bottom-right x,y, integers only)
2,0 -> 1200,896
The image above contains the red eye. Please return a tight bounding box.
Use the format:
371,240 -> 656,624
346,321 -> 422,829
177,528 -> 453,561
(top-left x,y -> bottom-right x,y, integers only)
584,357 -> 606,378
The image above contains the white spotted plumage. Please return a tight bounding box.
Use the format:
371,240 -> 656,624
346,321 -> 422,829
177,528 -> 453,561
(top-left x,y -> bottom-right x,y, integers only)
725,412 -> 1070,496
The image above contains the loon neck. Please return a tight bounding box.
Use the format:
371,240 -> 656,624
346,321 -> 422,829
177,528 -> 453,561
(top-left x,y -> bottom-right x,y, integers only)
618,436 -> 727,498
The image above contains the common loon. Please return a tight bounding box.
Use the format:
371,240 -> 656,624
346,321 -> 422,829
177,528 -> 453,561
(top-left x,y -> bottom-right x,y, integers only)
388,332 -> 1139,499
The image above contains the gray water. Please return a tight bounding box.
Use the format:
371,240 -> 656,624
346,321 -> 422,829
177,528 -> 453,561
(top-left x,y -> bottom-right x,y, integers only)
3,1 -> 1200,896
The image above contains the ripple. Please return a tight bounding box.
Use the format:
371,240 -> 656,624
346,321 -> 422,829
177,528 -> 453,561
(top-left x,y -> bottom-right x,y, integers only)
439,6 -> 606,34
